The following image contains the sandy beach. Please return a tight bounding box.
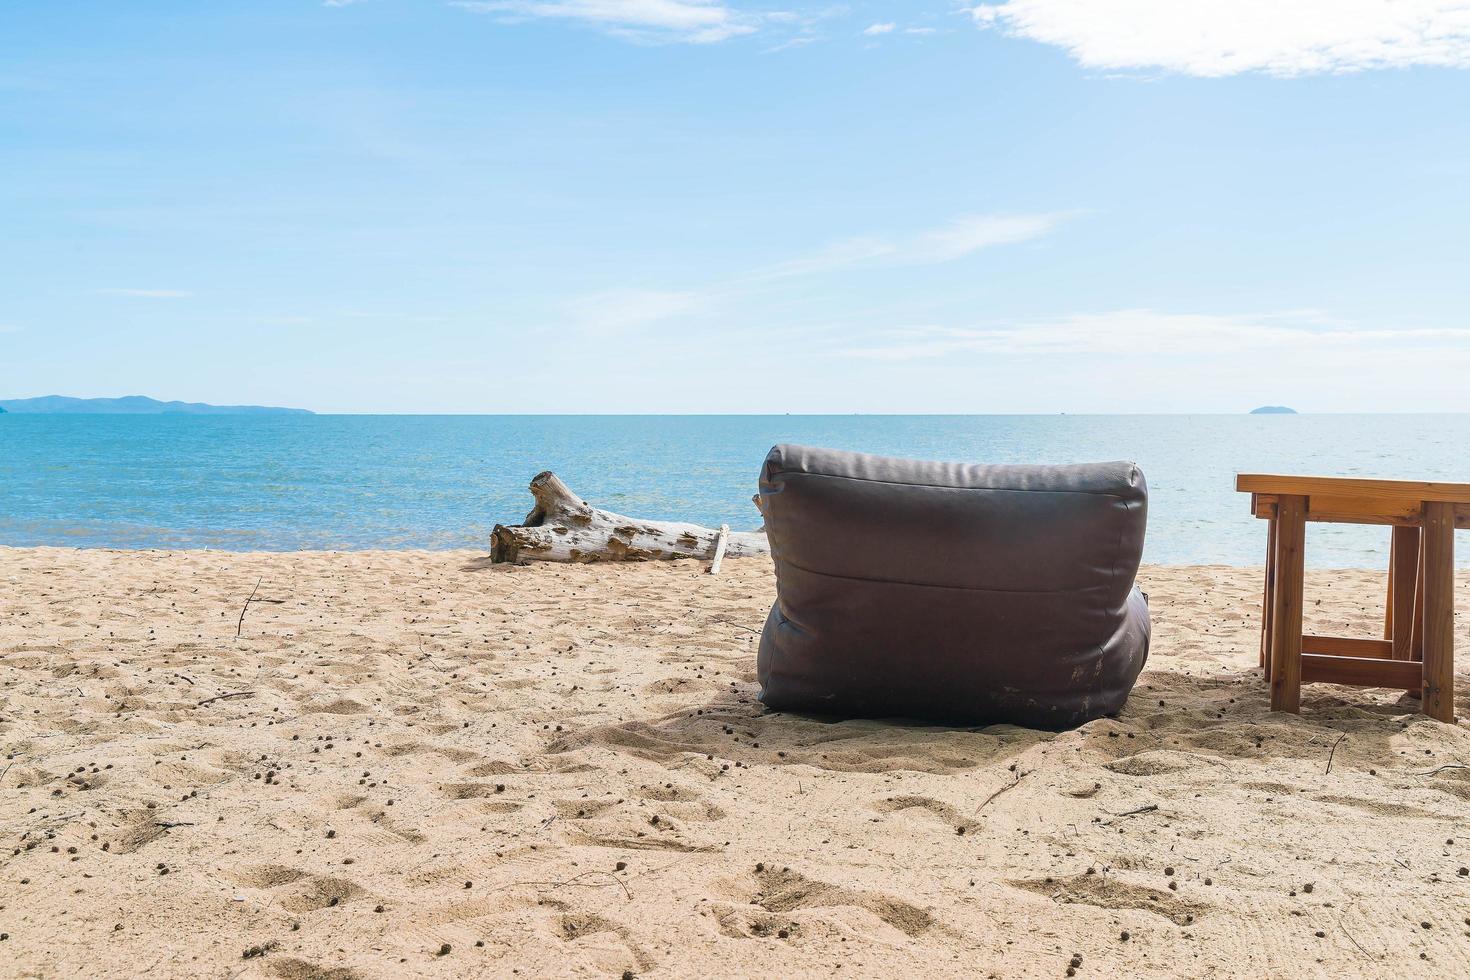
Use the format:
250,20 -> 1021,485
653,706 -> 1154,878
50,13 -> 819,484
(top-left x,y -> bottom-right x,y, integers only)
2,547 -> 1469,978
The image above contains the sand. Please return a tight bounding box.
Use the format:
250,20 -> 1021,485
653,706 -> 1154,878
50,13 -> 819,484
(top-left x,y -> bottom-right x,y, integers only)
2,547 -> 1469,978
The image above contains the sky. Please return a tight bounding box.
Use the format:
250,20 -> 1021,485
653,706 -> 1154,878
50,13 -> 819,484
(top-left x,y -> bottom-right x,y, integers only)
3,0 -> 1470,414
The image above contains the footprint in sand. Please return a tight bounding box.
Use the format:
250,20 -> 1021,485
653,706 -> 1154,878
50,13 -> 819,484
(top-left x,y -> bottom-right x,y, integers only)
1104,750 -> 1223,777
1007,873 -> 1207,926
642,676 -> 719,695
634,782 -> 701,802
553,912 -> 654,974
306,697 -> 369,715
553,798 -> 620,820
441,781 -> 507,800
711,906 -> 807,941
735,865 -> 937,939
108,810 -> 175,854
872,795 -> 978,834
1312,793 -> 1452,820
380,741 -> 428,758
228,863 -> 309,889
268,958 -> 359,980
463,759 -> 519,777
279,875 -> 366,913
629,784 -> 726,820
556,911 -> 619,941
368,810 -> 427,843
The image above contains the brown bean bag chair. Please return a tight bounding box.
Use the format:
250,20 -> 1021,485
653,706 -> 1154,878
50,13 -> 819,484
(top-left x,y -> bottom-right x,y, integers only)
756,444 -> 1150,729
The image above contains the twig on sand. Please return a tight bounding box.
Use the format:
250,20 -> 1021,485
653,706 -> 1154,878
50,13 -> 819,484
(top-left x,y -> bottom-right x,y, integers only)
1337,917 -> 1373,958
234,577 -> 285,638
156,821 -> 195,830
498,870 -> 632,901
414,639 -> 450,673
197,691 -> 256,707
236,578 -> 261,638
1103,804 -> 1159,826
1325,733 -> 1347,774
978,769 -> 1028,811
711,618 -> 762,636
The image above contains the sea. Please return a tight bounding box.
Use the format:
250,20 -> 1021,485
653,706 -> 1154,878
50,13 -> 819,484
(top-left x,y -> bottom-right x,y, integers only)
2,414 -> 1467,567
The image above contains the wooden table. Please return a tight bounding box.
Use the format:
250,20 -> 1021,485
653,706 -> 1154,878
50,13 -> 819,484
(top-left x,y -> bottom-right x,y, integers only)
1237,474 -> 1469,721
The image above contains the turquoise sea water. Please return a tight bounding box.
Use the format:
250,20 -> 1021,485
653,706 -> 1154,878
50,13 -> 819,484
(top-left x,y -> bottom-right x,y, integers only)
1,414 -> 1467,566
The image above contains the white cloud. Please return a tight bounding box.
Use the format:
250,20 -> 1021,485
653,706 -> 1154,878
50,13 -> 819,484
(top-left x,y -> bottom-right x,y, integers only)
907,212 -> 1068,262
861,21 -> 942,40
842,309 -> 1470,359
969,1 -> 1470,77
752,211 -> 1071,279
560,211 -> 1070,333
452,0 -> 767,43
765,34 -> 819,51
96,288 -> 191,298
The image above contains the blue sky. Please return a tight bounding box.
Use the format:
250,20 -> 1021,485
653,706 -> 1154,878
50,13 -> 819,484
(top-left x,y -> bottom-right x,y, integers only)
3,1 -> 1470,413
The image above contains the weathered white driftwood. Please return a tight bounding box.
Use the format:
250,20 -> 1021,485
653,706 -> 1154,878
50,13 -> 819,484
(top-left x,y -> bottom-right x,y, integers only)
491,472 -> 768,564
709,524 -> 730,575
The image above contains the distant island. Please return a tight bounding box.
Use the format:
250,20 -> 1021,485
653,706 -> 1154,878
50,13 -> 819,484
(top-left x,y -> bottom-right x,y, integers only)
0,395 -> 312,415
1249,406 -> 1298,415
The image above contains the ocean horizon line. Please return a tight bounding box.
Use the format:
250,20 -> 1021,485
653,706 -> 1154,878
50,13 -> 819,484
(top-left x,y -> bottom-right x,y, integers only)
8,410 -> 1470,418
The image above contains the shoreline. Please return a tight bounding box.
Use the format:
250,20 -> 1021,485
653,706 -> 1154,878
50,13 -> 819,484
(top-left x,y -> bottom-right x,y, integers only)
0,543 -> 1415,574
2,548 -> 1467,977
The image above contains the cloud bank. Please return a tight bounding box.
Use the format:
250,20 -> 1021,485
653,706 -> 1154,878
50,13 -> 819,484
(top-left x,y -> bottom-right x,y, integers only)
452,0 -> 769,43
970,1 -> 1470,76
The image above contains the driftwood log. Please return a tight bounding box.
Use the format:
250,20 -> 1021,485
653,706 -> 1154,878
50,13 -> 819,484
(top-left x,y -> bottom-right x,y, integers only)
491,472 -> 769,564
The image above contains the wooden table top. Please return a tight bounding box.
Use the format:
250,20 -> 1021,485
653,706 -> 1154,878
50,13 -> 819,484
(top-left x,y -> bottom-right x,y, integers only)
1236,474 -> 1470,503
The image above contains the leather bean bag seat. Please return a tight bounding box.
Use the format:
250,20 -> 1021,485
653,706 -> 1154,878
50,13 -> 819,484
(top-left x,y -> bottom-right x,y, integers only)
756,444 -> 1150,729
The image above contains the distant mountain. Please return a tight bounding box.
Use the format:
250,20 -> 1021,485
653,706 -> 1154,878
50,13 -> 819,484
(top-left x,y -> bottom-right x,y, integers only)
0,395 -> 312,415
1249,405 -> 1298,415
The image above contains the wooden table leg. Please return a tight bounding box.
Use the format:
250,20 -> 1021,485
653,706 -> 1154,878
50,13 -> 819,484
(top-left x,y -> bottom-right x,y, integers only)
1389,526 -> 1420,661
1385,528 -> 1395,642
1421,501 -> 1455,722
1261,516 -> 1277,677
1411,537 -> 1427,664
1270,495 -> 1307,713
